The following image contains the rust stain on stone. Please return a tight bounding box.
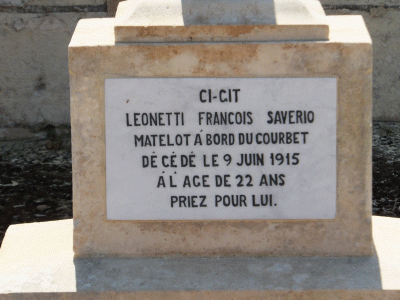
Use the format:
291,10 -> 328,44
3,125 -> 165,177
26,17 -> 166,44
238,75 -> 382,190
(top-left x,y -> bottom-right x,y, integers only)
226,25 -> 254,37
181,44 -> 260,76
134,26 -> 159,37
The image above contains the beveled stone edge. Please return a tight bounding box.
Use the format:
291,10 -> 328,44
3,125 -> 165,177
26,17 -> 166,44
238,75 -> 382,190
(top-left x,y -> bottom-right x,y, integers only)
114,0 -> 328,27
2,217 -> 400,294
114,24 -> 330,43
113,0 -> 330,42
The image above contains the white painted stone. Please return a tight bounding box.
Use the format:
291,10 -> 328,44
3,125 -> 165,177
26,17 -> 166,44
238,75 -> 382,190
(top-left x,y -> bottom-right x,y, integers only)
114,0 -> 329,42
115,0 -> 327,26
105,78 -> 337,220
0,217 -> 399,296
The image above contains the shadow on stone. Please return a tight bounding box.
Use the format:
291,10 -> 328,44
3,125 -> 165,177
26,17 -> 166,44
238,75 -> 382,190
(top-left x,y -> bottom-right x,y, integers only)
73,254 -> 382,292
180,0 -> 276,25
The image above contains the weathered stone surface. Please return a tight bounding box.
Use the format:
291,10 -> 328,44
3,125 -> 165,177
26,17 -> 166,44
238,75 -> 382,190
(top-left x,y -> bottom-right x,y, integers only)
321,0 -> 399,5
69,15 -> 372,257
0,0 -> 105,6
0,12 -> 106,127
0,217 -> 399,298
0,3 -> 397,126
325,7 -> 400,121
114,0 -> 329,42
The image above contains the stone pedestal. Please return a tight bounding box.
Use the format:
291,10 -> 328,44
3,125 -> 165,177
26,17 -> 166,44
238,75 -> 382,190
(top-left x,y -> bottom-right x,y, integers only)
0,217 -> 399,298
69,2 -> 372,257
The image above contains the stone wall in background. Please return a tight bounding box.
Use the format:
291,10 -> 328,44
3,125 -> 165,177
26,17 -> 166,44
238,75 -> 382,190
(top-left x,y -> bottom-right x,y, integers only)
0,0 -> 399,128
0,0 -> 107,127
322,0 -> 400,121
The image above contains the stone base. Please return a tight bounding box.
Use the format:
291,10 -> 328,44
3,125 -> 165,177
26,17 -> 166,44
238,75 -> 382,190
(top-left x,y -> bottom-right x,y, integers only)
70,15 -> 373,257
0,217 -> 399,299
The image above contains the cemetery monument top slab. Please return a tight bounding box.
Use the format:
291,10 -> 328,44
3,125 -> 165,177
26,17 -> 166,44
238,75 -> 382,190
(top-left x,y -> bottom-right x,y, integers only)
114,0 -> 329,42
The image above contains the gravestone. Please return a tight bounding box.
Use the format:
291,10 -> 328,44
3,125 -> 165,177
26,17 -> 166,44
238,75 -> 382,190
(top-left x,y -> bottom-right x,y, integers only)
6,1 -> 400,298
69,0 -> 372,257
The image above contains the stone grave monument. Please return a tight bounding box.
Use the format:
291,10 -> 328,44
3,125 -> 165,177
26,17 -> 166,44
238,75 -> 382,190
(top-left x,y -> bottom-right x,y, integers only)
70,0 -> 372,257
2,0 -> 400,298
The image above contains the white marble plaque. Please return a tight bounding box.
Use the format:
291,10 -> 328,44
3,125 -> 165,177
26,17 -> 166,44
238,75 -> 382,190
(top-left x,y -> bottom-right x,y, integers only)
105,78 -> 337,220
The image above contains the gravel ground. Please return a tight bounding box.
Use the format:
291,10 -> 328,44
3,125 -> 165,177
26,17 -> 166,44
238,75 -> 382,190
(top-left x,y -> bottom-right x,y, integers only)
0,121 -> 399,247
0,132 -> 72,246
372,121 -> 400,217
